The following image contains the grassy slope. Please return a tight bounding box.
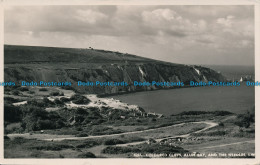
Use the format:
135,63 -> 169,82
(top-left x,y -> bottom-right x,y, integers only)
4,45 -> 172,65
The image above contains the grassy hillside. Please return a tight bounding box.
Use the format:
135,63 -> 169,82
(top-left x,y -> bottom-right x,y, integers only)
4,45 -> 165,65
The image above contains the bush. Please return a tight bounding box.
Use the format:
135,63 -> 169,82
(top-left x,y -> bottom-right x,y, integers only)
50,91 -> 64,96
77,152 -> 96,158
12,90 -> 20,95
61,86 -> 74,90
36,120 -> 55,130
135,127 -> 145,131
102,143 -> 188,155
218,122 -> 224,127
75,108 -> 89,115
4,104 -> 22,123
4,135 -> 10,140
234,109 -> 255,129
39,88 -> 48,91
50,91 -> 60,96
105,136 -> 145,145
43,97 -> 52,105
104,139 -> 124,145
55,119 -> 66,128
27,99 -> 46,107
76,127 -> 83,131
18,87 -> 29,91
70,94 -> 90,105
20,105 -> 65,131
150,118 -> 157,122
4,97 -> 22,104
54,98 -> 63,105
75,133 -> 88,137
89,126 -> 123,136
60,97 -> 70,103
75,140 -> 99,148
28,91 -> 35,94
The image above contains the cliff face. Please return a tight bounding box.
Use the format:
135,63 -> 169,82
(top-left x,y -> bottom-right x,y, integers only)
4,45 -> 226,94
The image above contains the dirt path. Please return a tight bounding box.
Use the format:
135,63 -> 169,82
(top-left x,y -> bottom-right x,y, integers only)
116,121 -> 218,147
42,121 -> 218,141
83,121 -> 218,157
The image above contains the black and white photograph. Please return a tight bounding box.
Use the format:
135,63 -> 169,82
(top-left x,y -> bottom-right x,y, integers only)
0,2 -> 258,162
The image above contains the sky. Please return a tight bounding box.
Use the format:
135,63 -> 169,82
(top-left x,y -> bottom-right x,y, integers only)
4,5 -> 254,66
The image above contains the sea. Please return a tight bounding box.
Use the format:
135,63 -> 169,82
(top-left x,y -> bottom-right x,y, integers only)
110,65 -> 255,116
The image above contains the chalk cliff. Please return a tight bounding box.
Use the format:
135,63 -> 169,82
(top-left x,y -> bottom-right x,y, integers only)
4,45 -> 226,94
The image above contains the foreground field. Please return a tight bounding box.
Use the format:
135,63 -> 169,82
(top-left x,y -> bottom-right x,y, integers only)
4,86 -> 255,158
5,114 -> 255,158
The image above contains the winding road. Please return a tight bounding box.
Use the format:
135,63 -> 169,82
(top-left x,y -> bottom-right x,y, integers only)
7,118 -> 254,152
42,121 -> 218,142
116,121 -> 218,146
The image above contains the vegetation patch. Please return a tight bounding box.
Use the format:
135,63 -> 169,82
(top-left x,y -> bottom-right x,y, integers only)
29,143 -> 72,151
104,136 -> 145,145
77,152 -> 96,158
39,88 -> 48,91
70,94 -> 91,104
102,143 -> 189,155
